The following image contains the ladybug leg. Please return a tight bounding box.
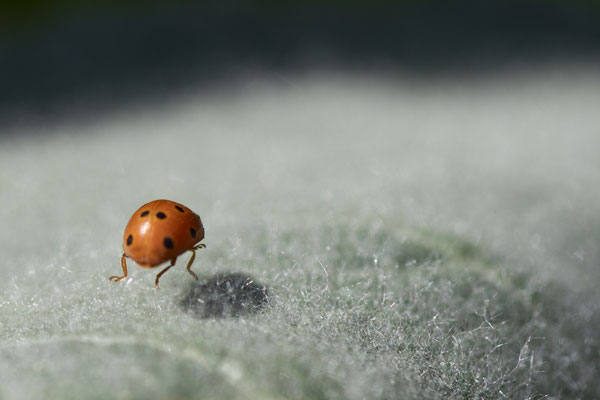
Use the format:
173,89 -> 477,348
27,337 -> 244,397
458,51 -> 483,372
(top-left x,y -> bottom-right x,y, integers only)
155,258 -> 176,289
194,243 -> 206,249
185,248 -> 200,281
109,253 -> 129,282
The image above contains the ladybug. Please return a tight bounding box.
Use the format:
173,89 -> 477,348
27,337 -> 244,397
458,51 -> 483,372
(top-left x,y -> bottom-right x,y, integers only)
110,199 -> 205,289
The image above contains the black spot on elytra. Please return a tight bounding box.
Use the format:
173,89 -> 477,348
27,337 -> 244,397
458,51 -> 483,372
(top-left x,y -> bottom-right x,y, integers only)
175,205 -> 185,213
156,212 -> 166,219
140,210 -> 149,217
163,237 -> 174,249
126,234 -> 133,246
190,228 -> 197,238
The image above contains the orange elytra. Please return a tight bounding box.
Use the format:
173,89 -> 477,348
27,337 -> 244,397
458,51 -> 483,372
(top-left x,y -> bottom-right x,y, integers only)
109,199 -> 205,289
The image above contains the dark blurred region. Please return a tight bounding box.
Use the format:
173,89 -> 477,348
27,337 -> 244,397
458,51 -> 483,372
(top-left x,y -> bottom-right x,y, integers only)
180,273 -> 268,319
1,0 -> 599,130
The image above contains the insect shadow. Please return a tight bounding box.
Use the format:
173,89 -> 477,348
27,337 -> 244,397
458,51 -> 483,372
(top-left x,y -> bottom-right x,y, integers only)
179,272 -> 269,319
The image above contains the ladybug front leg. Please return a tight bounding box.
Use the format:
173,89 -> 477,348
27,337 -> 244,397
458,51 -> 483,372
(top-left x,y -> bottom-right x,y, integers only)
185,244 -> 206,281
155,258 -> 177,289
109,253 -> 129,283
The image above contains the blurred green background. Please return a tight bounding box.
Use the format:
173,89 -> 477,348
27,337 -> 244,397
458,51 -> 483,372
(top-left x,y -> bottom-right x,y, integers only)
2,0 -> 600,129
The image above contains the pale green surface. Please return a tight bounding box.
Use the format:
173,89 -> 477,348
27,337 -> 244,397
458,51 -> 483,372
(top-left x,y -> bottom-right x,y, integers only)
1,68 -> 600,399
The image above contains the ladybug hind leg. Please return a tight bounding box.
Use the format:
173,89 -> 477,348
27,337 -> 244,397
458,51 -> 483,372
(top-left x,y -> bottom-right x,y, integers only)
186,244 -> 205,281
109,253 -> 129,283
